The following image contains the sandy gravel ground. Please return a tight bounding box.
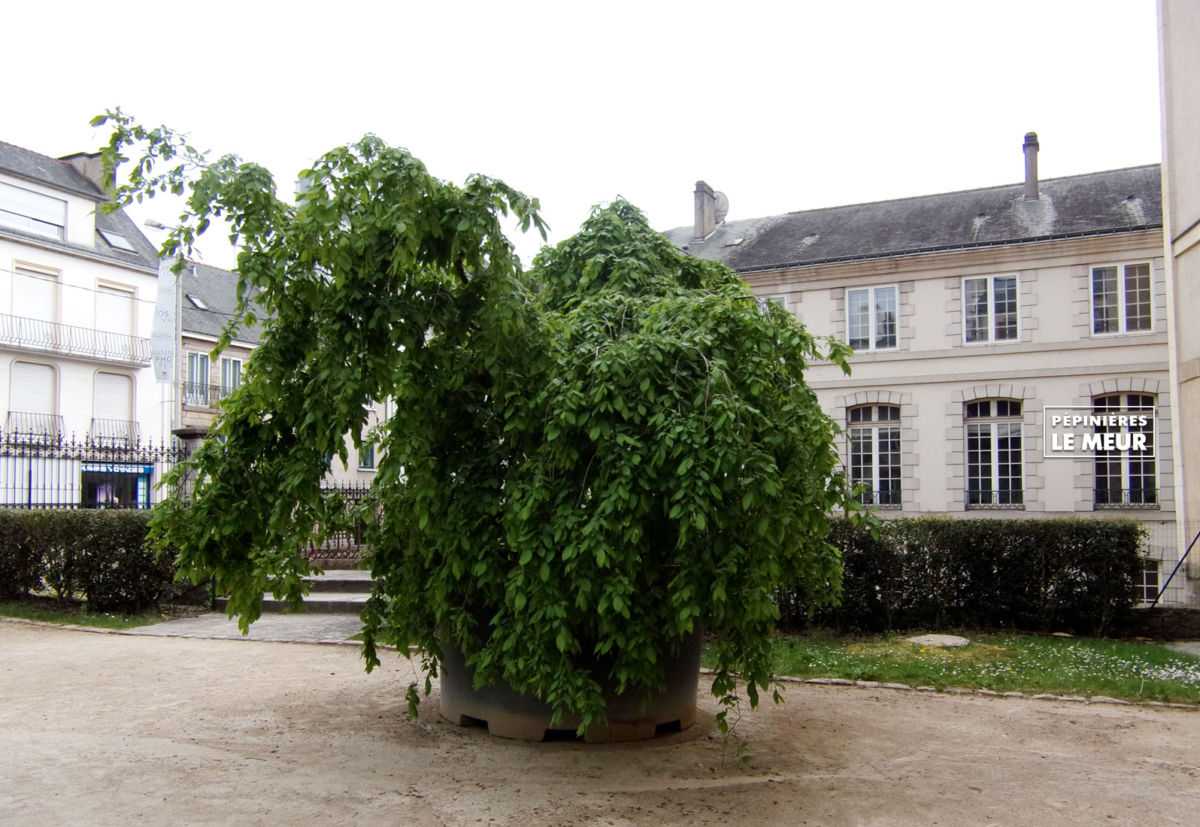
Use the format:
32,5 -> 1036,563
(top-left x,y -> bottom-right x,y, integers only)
3,621 -> 1200,826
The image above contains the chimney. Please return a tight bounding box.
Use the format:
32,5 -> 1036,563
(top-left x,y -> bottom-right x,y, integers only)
1022,132 -> 1040,200
59,151 -> 114,195
694,180 -> 716,239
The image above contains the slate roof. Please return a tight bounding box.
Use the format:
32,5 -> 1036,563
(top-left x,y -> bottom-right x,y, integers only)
664,165 -> 1163,273
0,140 -> 159,271
181,262 -> 267,345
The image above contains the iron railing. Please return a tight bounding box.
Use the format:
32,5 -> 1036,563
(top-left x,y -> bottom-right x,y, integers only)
89,418 -> 141,447
854,487 -> 902,509
0,430 -> 187,509
4,411 -> 64,443
180,381 -> 239,409
0,313 -> 151,365
964,488 -> 1024,509
1094,486 -> 1159,509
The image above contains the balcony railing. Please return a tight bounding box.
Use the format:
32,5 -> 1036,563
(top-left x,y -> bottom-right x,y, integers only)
89,418 -> 140,447
0,313 -> 151,365
1095,486 -> 1159,509
181,381 -> 239,409
4,411 -> 64,443
965,488 -> 1025,509
854,487 -> 903,509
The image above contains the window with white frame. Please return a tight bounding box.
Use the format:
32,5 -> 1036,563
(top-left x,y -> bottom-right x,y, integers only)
220,357 -> 242,399
965,399 -> 1023,508
1136,560 -> 1160,604
92,372 -> 135,444
848,404 -> 901,508
1092,263 -> 1152,334
185,352 -> 210,406
0,182 -> 66,240
846,285 -> 897,351
358,441 -> 376,470
13,265 -> 59,323
1093,393 -> 1157,508
963,275 -> 1018,343
96,284 -> 135,336
7,361 -> 58,438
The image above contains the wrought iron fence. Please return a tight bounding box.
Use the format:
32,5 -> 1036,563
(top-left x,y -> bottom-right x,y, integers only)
180,381 -> 239,409
307,481 -> 377,561
964,488 -> 1025,509
0,313 -> 151,365
1094,486 -> 1159,509
0,431 -> 187,509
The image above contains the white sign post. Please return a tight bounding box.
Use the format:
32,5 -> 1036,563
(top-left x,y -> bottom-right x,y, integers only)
150,257 -> 178,383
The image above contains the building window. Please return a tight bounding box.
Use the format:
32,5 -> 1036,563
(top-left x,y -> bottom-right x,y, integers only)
7,361 -> 59,440
358,441 -> 376,470
92,372 -> 136,445
848,405 -> 901,508
1092,263 -> 1152,334
220,357 -> 242,398
0,182 -> 66,240
1136,560 -> 1160,604
1094,393 -> 1157,508
965,399 -> 1023,508
185,352 -> 210,406
13,265 -> 59,323
846,285 -> 897,351
963,275 -> 1018,344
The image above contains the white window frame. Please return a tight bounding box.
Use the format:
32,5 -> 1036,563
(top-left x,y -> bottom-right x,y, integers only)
1093,393 -> 1158,509
13,262 -> 60,324
845,284 -> 899,352
1091,262 -> 1153,336
965,399 -> 1024,509
962,274 -> 1019,345
96,281 -> 136,335
220,357 -> 242,398
185,351 -> 210,406
0,182 -> 66,240
358,441 -> 376,471
847,404 -> 901,508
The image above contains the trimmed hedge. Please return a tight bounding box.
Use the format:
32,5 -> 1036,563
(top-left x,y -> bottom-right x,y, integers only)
778,517 -> 1145,636
0,509 -> 197,612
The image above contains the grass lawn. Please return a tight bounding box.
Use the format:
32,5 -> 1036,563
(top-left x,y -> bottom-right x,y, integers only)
705,631 -> 1200,705
0,595 -> 204,630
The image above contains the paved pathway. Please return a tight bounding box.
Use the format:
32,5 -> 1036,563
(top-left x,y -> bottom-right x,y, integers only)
128,611 -> 363,644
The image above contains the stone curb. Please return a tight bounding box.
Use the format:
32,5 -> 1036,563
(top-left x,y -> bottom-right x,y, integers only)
0,616 -> 365,648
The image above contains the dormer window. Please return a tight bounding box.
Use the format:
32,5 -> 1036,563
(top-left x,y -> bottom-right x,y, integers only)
0,182 -> 66,240
186,294 -> 209,310
98,229 -> 136,252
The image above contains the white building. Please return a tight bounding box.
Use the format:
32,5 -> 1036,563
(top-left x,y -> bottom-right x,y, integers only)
0,140 -> 171,508
667,135 -> 1185,605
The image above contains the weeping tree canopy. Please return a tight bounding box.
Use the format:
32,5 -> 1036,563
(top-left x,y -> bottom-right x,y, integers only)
99,110 -> 860,731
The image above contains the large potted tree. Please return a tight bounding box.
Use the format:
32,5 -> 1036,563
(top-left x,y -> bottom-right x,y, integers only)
101,111 -> 858,741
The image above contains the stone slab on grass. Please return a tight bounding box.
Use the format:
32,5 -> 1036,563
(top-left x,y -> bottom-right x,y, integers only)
906,634 -> 971,648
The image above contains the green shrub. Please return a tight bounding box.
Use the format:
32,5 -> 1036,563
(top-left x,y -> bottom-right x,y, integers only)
0,508 -> 193,612
779,517 -> 1144,636
0,510 -> 46,598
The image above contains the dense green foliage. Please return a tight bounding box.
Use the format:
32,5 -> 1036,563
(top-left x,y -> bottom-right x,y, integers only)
99,111 -> 858,730
0,509 -> 189,611
777,517 -> 1145,635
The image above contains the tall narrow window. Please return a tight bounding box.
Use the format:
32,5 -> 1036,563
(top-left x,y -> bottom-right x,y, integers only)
965,399 -> 1023,508
8,362 -> 58,439
846,285 -> 898,351
220,357 -> 242,399
1092,263 -> 1152,334
96,284 -> 136,361
358,441 -> 376,470
1094,393 -> 1157,508
92,372 -> 135,445
848,405 -> 901,508
185,352 -> 210,406
963,275 -> 1018,343
13,266 -> 58,321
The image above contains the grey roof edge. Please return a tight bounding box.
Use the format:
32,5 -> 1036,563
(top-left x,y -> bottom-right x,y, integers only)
732,224 -> 1163,274
0,140 -> 105,200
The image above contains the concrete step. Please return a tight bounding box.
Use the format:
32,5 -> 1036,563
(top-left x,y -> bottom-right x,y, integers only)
214,570 -> 374,614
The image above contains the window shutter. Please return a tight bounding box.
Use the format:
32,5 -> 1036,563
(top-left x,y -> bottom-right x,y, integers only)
94,372 -> 132,420
11,362 -> 54,414
13,269 -> 57,321
96,285 -> 135,336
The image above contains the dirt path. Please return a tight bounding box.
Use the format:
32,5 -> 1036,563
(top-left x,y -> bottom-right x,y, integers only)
3,621 -> 1200,826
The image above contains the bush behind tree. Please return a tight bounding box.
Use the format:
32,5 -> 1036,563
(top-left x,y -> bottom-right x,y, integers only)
778,517 -> 1146,635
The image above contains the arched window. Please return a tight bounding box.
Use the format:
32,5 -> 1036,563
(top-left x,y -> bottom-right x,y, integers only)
965,399 -> 1023,508
848,404 -> 901,508
1094,393 -> 1157,508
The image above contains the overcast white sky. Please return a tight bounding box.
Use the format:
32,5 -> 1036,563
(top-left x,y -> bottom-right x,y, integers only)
3,0 -> 1163,269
